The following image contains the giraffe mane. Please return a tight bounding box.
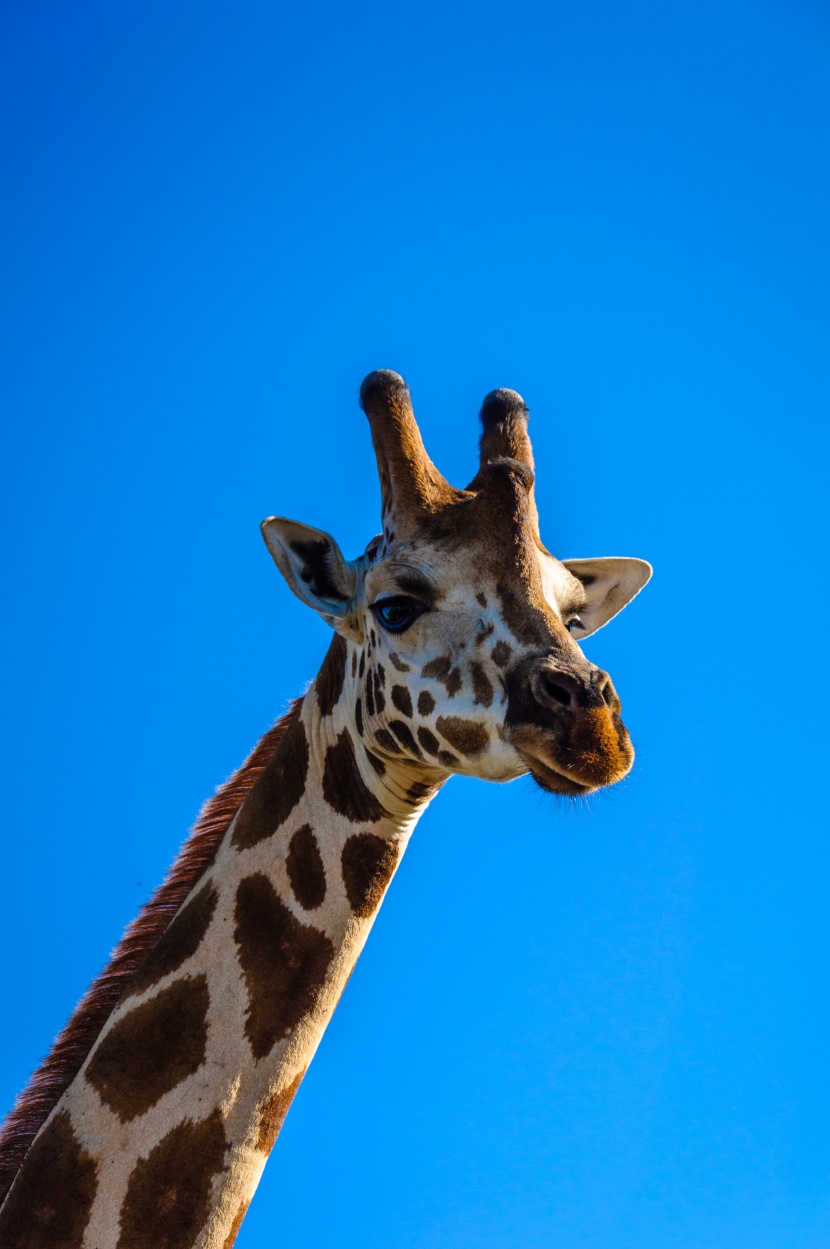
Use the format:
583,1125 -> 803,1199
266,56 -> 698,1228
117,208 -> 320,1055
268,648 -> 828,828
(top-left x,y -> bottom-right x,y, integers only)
0,701 -> 301,1205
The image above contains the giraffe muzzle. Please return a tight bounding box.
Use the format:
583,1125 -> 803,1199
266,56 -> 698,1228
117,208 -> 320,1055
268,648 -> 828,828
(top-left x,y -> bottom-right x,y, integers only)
505,657 -> 634,795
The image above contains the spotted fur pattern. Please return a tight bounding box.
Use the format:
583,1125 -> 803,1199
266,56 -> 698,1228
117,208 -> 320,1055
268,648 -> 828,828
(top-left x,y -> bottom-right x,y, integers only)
0,370 -> 649,1248
0,678 -> 425,1249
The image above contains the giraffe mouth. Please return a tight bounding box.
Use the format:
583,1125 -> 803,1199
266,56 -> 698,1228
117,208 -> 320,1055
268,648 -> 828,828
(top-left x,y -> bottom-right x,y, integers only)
516,748 -> 595,797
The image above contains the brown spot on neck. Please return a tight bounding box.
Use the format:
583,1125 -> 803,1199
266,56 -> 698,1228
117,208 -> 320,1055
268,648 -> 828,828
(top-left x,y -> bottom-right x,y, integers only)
116,1111 -> 227,1249
0,706 -> 300,1203
322,731 -> 387,823
255,1069 -> 306,1153
86,976 -> 210,1123
389,719 -> 422,757
373,727 -> 401,755
364,747 -> 386,775
232,711 -> 309,850
234,874 -> 334,1059
417,725 -> 440,756
316,634 -> 347,717
341,834 -> 399,918
0,1112 -> 97,1249
125,881 -> 218,999
286,825 -> 327,911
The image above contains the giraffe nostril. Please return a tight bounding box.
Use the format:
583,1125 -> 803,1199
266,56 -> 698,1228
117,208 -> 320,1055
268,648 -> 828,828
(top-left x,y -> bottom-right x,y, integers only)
598,674 -> 617,709
538,672 -> 573,709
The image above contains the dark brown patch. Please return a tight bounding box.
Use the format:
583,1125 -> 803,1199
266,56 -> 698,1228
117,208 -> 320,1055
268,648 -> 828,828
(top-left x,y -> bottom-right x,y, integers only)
422,655 -> 461,696
255,1069 -> 305,1153
373,728 -> 401,754
471,662 -> 494,708
389,652 -> 411,673
417,690 -> 436,716
389,719 -> 421,757
86,976 -> 209,1123
286,825 -> 326,911
436,716 -> 489,756
223,1200 -> 250,1249
355,698 -> 363,736
391,684 -> 413,718
0,1111 -> 97,1249
351,650 -> 357,678
0,706 -> 299,1202
358,651 -> 366,678
341,834 -> 399,918
476,592 -> 488,608
438,750 -> 458,768
408,780 -> 440,802
116,1110 -> 227,1249
417,726 -> 440,756
376,663 -> 386,688
125,882 -> 218,999
234,874 -> 334,1059
373,670 -> 386,713
421,656 -> 451,682
475,621 -> 495,646
364,748 -> 386,776
316,634 -> 347,717
232,713 -> 309,850
491,640 -> 512,667
322,731 -> 386,823
365,671 -> 376,717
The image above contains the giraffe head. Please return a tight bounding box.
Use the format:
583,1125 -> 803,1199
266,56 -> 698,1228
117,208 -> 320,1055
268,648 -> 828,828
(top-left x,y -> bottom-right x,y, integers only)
262,370 -> 651,797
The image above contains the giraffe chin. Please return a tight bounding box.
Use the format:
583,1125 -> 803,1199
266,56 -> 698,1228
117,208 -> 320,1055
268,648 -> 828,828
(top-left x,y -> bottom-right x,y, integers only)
517,750 -> 596,797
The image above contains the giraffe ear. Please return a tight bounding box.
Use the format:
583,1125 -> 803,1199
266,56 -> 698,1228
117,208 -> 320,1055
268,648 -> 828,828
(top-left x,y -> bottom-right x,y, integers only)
561,558 -> 652,638
261,517 -> 359,624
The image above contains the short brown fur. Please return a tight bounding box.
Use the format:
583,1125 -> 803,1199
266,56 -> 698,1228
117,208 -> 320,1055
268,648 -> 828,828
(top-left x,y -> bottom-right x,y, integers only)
0,1111 -> 97,1249
341,834 -> 399,918
86,976 -> 210,1123
234,874 -> 335,1059
254,1070 -> 305,1153
116,1110 -> 227,1249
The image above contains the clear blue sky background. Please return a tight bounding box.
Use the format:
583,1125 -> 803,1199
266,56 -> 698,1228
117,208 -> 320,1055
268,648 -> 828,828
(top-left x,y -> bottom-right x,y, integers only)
2,2 -> 829,1246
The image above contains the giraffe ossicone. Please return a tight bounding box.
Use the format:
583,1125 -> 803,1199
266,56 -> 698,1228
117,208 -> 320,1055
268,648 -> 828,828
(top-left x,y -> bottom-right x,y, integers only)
0,370 -> 651,1249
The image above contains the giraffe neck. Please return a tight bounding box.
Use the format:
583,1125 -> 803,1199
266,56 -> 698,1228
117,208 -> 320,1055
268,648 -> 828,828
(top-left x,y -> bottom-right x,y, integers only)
0,637 -> 445,1249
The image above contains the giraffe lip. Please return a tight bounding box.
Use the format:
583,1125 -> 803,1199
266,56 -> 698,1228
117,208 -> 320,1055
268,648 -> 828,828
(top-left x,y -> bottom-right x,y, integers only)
516,748 -> 595,797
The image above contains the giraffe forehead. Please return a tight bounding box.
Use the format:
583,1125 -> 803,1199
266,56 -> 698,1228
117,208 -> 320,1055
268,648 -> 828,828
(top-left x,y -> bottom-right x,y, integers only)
363,540 -> 580,629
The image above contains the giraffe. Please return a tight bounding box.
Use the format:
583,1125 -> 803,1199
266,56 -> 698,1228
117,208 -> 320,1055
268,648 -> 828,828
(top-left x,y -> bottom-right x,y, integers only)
0,370 -> 651,1249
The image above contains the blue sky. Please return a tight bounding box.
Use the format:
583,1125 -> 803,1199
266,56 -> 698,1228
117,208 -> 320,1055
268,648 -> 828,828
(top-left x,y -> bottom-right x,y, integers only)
1,1 -> 829,1245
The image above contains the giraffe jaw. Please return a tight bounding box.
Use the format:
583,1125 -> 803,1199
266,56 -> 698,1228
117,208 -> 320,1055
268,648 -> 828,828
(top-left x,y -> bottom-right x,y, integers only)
515,748 -> 595,797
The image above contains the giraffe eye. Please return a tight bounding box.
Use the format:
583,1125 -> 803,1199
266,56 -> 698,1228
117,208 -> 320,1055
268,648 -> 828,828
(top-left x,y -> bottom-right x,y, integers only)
372,596 -> 425,634
566,616 -> 584,635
